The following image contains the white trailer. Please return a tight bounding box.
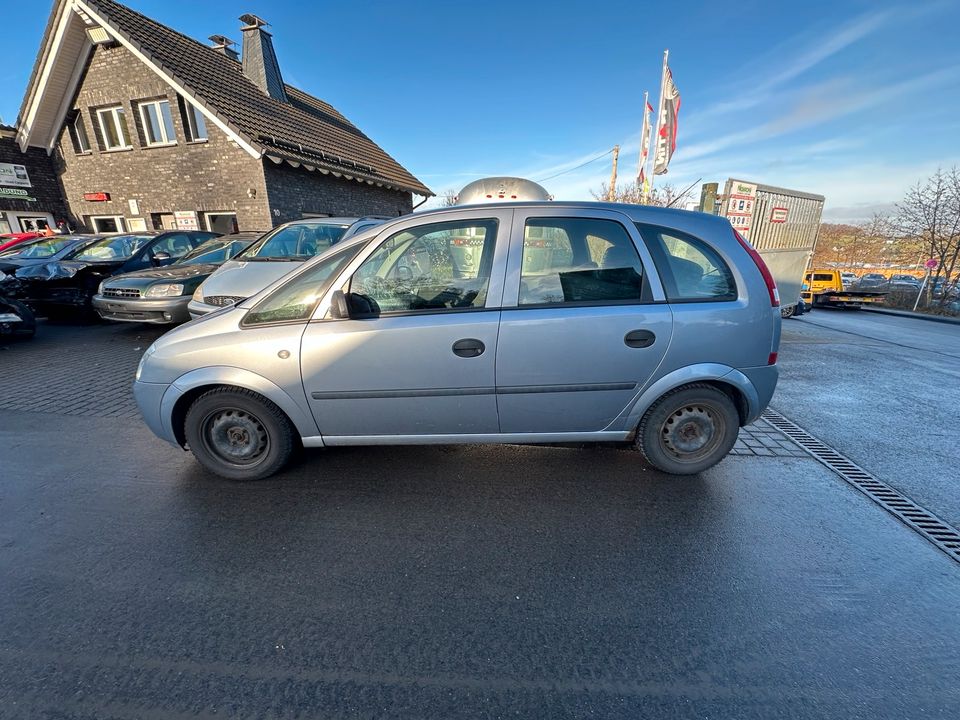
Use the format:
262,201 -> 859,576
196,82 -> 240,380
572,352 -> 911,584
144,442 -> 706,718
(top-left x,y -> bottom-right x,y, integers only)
713,179 -> 825,318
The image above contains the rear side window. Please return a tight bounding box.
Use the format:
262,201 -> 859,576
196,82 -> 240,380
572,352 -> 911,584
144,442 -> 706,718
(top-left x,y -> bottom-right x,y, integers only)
519,217 -> 647,305
637,224 -> 737,302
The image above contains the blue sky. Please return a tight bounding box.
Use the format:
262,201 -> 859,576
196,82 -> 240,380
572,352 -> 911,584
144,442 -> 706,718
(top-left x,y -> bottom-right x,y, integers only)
2,0 -> 958,221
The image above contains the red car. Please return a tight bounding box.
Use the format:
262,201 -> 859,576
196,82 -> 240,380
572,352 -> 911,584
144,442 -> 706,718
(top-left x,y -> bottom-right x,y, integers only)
0,233 -> 43,254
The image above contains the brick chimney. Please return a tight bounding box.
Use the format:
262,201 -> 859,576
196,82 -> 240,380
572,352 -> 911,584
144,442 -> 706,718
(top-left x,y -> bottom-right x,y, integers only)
238,14 -> 287,102
208,34 -> 239,61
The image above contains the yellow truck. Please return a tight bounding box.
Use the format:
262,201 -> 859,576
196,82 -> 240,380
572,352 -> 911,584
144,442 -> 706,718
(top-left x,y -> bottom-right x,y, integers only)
801,270 -> 886,308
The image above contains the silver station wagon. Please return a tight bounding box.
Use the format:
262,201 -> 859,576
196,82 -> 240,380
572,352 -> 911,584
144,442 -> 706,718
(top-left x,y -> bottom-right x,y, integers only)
134,202 -> 781,481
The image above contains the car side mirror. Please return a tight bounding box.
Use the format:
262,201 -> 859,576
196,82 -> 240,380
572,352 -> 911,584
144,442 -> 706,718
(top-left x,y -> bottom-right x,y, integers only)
152,251 -> 171,265
330,289 -> 350,319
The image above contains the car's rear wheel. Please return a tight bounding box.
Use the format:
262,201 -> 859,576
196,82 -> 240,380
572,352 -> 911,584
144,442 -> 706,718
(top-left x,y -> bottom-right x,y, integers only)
636,384 -> 740,475
184,387 -> 296,481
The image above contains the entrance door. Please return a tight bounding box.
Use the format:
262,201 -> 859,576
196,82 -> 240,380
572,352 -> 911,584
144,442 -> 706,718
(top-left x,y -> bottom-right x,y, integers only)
206,213 -> 238,234
301,209 -> 512,439
495,208 -> 673,433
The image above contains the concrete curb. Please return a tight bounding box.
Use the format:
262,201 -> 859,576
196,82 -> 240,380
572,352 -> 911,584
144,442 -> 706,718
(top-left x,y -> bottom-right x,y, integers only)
861,306 -> 960,326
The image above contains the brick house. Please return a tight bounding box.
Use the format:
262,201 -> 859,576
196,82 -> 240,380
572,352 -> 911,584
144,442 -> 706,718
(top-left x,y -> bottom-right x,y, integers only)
0,124 -> 70,234
16,0 -> 432,235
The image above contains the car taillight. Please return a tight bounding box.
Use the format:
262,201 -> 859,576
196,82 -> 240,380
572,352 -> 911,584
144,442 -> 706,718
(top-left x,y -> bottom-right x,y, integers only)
768,352 -> 778,365
734,229 -> 779,307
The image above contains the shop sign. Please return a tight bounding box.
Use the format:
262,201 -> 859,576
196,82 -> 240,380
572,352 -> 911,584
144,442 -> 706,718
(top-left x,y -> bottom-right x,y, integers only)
0,187 -> 37,202
83,192 -> 111,201
0,162 -> 31,188
174,210 -> 200,230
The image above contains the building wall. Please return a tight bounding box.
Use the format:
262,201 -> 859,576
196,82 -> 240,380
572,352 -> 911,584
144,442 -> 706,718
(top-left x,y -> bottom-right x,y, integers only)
54,43 -> 272,233
0,131 -> 69,233
264,160 -> 412,223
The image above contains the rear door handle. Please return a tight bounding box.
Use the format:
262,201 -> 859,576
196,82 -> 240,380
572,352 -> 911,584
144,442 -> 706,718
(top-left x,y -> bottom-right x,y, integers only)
452,338 -> 485,358
624,330 -> 656,348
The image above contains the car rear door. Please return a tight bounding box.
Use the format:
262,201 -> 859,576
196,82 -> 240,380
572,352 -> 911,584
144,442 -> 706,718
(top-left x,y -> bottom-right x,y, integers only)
301,208 -> 512,439
495,207 -> 673,433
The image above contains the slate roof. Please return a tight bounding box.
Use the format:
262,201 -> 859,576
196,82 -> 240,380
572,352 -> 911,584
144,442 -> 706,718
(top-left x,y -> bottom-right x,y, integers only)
81,0 -> 432,196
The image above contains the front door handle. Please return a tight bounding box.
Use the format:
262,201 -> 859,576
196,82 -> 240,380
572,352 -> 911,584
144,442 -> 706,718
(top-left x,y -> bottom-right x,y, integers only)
624,329 -> 656,348
452,338 -> 485,358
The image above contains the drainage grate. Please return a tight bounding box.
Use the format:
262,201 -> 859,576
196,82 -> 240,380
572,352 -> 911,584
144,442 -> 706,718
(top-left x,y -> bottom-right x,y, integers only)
762,408 -> 960,564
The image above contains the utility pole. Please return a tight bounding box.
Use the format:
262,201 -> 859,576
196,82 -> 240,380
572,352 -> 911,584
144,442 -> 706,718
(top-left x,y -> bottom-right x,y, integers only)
608,145 -> 620,202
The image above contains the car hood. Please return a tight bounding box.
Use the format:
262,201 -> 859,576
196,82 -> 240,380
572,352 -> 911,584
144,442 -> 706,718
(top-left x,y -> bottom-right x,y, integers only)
16,259 -> 125,281
196,259 -> 303,301
104,263 -> 218,289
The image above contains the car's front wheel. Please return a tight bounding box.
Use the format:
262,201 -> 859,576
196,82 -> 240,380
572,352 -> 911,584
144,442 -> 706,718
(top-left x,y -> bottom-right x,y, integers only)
636,384 -> 740,475
184,387 -> 296,480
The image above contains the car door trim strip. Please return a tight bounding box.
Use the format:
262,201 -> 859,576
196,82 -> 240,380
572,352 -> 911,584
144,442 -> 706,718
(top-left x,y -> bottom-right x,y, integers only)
310,382 -> 636,401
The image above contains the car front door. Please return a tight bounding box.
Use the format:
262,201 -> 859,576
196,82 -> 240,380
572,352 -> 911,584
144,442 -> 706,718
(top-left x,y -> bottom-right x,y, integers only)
301,209 -> 512,439
495,207 -> 673,433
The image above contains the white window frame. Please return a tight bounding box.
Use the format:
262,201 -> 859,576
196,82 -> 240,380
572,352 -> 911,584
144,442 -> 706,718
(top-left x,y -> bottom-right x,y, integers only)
89,215 -> 127,235
96,106 -> 132,151
72,114 -> 91,153
204,212 -> 237,233
138,99 -> 177,147
185,102 -> 208,142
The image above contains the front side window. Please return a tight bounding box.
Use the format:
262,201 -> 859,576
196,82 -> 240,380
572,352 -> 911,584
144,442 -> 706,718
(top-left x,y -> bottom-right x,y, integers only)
149,233 -> 195,259
519,217 -> 645,305
246,222 -> 350,260
244,244 -> 363,325
96,106 -> 132,150
138,99 -> 176,145
349,219 -> 498,313
638,224 -> 737,302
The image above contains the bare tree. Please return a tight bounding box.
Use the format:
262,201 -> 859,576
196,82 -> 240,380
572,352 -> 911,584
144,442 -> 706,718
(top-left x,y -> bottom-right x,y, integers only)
591,181 -> 693,208
437,189 -> 458,207
896,167 -> 960,306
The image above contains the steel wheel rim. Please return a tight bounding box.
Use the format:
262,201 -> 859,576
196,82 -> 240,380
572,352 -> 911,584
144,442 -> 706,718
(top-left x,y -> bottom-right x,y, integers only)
201,407 -> 270,467
659,403 -> 725,462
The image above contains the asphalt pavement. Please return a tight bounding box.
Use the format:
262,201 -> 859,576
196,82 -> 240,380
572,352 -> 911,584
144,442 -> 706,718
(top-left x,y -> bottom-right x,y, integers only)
1,318 -> 959,719
775,309 -> 960,527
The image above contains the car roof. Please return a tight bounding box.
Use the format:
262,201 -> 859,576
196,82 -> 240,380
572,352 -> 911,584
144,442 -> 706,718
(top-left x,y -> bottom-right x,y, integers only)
283,217 -> 359,226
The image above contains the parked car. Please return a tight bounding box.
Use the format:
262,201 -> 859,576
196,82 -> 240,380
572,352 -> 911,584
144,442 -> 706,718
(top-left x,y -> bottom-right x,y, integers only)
858,272 -> 887,289
135,201 -> 781,481
888,274 -> 921,290
93,233 -> 260,324
0,235 -> 101,275
0,279 -> 36,340
187,217 -> 385,318
0,232 -> 43,255
16,230 -> 218,318
840,271 -> 858,287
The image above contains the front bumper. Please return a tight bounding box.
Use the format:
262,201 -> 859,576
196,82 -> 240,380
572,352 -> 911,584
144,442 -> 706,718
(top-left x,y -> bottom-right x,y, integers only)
187,299 -> 218,319
93,294 -> 191,324
133,380 -> 182,446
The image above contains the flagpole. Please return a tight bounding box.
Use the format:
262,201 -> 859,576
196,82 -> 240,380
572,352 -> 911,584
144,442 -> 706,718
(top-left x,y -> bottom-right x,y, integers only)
648,49 -> 668,202
637,89 -> 648,183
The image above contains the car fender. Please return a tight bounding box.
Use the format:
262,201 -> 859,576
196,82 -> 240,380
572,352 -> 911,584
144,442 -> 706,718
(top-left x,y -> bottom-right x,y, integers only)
620,363 -> 761,431
161,365 -> 321,445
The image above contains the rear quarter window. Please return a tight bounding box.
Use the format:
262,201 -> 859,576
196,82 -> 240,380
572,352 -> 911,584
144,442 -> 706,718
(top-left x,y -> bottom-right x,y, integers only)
636,223 -> 737,302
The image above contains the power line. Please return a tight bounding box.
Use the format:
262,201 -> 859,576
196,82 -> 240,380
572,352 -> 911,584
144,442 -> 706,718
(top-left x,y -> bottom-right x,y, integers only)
536,148 -> 615,183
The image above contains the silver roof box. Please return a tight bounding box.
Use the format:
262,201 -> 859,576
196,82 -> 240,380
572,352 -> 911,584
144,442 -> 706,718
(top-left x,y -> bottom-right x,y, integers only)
455,177 -> 552,205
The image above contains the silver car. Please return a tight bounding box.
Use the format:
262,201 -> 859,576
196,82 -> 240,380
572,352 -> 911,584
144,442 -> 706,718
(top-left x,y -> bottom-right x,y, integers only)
187,217 -> 387,318
135,202 -> 781,480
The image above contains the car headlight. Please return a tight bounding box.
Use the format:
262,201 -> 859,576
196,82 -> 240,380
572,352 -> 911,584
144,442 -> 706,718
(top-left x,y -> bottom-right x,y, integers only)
192,285 -> 204,302
135,343 -> 157,382
145,283 -> 185,298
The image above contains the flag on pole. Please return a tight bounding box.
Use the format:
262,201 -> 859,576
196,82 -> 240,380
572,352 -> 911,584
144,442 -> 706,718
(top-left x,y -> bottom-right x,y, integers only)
653,62 -> 681,175
637,97 -> 654,187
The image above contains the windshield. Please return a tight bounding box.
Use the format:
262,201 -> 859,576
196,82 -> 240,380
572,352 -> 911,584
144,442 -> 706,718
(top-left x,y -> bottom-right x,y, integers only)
73,234 -> 154,262
1,237 -> 78,259
243,222 -> 350,261
178,238 -> 252,265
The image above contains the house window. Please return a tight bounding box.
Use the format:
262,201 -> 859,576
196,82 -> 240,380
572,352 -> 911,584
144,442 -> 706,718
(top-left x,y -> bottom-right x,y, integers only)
96,106 -> 132,150
138,99 -> 176,146
72,114 -> 91,153
185,102 -> 208,142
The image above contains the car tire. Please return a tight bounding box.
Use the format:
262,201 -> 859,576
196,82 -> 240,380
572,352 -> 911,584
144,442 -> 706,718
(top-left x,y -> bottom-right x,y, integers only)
636,384 -> 740,475
780,304 -> 795,319
184,387 -> 296,481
